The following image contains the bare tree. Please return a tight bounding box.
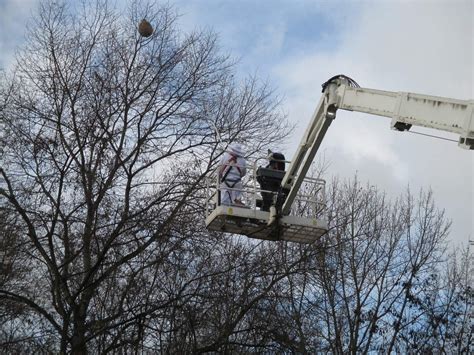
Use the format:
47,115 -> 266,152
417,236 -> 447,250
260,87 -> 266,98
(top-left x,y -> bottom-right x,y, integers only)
394,246 -> 472,353
0,1 -> 289,352
1,1 -> 467,354
183,178 -> 454,354
280,178 -> 452,354
140,236 -> 321,353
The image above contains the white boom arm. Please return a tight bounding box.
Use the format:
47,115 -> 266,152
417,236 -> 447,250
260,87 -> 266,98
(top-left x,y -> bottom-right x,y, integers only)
279,76 -> 474,215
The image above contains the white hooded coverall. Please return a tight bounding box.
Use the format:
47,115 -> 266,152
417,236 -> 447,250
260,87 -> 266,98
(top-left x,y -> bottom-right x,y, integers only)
219,144 -> 246,205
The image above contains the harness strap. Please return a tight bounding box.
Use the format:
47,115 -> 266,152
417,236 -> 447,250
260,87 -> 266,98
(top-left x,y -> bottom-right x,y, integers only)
223,180 -> 239,188
223,180 -> 239,203
220,153 -> 242,181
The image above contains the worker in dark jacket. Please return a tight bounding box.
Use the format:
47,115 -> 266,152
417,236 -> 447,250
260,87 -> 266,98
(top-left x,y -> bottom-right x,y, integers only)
257,150 -> 286,211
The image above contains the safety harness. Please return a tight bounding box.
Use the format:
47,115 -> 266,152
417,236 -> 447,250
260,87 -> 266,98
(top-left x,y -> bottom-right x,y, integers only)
219,153 -> 243,202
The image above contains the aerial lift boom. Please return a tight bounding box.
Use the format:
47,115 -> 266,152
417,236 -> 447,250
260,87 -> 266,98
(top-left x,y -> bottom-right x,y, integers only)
279,75 -> 473,216
206,75 -> 473,243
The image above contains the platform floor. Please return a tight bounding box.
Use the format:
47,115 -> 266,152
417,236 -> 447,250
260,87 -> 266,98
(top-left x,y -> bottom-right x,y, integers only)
206,205 -> 328,243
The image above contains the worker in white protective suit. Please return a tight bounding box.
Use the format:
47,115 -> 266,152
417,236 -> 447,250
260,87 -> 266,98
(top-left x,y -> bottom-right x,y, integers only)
218,143 -> 247,206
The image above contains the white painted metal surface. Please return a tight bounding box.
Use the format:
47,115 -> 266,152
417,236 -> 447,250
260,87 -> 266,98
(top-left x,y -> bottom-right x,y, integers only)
333,81 -> 474,149
205,161 -> 327,243
279,77 -> 473,219
279,95 -> 333,215
206,205 -> 327,243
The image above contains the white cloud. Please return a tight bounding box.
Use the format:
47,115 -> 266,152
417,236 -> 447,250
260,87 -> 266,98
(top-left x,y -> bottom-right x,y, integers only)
0,0 -> 40,70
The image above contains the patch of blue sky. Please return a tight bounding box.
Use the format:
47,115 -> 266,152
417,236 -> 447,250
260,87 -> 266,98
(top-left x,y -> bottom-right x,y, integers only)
174,0 -> 361,84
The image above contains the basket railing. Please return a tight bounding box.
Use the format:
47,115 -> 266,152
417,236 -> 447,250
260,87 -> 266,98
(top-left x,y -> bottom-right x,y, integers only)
205,158 -> 326,220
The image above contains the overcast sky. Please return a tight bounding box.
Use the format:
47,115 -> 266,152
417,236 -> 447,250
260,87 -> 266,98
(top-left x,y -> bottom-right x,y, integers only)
1,0 -> 472,246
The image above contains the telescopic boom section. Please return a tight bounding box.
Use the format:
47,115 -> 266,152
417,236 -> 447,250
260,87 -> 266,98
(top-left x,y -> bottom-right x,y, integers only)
280,76 -> 474,215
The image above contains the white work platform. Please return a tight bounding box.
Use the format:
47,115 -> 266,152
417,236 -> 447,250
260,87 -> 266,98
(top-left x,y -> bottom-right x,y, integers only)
205,158 -> 328,243
206,205 -> 328,243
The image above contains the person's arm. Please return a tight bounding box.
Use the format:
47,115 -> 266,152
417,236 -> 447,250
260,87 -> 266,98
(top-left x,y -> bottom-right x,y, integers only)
219,153 -> 229,176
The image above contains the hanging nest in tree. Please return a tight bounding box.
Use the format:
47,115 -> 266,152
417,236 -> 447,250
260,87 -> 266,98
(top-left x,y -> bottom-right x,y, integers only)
138,19 -> 153,37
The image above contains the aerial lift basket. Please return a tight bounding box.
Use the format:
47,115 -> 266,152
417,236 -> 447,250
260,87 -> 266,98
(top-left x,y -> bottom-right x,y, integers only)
205,160 -> 328,243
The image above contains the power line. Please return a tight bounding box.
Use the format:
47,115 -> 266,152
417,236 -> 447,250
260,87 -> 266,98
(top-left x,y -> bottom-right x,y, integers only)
407,130 -> 458,143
